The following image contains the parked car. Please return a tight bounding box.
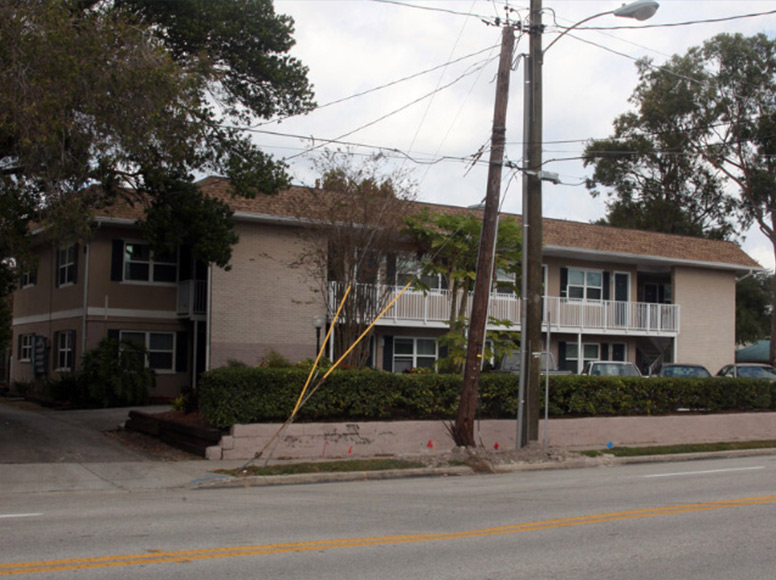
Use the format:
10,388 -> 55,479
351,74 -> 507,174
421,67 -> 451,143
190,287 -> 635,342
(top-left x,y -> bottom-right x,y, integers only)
580,361 -> 642,377
716,363 -> 776,380
655,363 -> 711,378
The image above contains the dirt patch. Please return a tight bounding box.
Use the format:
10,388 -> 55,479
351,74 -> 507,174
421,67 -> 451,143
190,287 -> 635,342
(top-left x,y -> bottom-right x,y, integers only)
145,410 -> 210,426
418,442 -> 599,472
106,428 -> 204,462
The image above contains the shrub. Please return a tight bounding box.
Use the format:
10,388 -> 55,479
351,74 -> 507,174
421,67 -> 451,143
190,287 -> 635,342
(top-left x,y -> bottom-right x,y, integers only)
46,372 -> 90,406
197,367 -> 776,429
11,379 -> 33,397
80,338 -> 154,407
260,349 -> 292,368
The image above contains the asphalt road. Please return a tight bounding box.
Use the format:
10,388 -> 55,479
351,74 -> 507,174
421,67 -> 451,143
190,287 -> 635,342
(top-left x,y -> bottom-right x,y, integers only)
0,402 -> 164,463
2,454 -> 775,579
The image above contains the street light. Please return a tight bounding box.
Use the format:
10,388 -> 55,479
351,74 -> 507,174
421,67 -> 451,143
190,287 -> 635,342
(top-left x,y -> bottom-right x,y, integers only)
516,0 -> 659,448
544,0 -> 659,53
313,315 -> 325,356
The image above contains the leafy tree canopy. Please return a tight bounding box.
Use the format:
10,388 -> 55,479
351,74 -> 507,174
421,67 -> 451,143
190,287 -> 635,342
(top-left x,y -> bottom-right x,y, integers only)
736,272 -> 772,346
586,32 -> 776,361
583,36 -> 750,240
403,209 -> 522,372
293,151 -> 418,368
0,0 -> 313,284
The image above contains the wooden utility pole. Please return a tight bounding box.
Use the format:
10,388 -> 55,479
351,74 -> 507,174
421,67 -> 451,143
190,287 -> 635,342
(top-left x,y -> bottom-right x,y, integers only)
452,24 -> 515,447
522,0 -> 544,445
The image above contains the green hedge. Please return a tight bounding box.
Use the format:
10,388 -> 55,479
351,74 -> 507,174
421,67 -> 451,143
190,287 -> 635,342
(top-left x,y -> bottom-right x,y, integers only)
198,367 -> 776,429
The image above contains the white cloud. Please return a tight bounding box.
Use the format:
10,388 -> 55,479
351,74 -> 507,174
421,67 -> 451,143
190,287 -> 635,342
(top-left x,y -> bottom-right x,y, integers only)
268,0 -> 776,270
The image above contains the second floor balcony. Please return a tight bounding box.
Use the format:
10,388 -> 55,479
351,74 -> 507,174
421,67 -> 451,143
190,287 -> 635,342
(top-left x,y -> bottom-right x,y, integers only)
329,283 -> 680,336
178,280 -> 207,319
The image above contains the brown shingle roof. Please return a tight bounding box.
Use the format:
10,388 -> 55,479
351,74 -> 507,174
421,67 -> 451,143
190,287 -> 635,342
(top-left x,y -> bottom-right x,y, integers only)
96,176 -> 762,271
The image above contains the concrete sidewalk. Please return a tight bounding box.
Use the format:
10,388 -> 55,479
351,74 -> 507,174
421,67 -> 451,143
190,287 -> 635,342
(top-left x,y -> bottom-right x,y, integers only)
0,458 -> 251,494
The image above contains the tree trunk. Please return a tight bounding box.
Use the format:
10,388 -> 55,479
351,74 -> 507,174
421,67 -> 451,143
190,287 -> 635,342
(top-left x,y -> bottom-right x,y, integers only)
771,242 -> 776,367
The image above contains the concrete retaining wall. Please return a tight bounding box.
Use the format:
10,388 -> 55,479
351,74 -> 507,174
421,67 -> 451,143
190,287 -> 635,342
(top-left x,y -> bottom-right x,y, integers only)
205,412 -> 776,460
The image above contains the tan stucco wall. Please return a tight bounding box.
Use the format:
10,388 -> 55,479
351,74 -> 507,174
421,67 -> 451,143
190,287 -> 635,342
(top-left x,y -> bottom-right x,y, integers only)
11,228 -> 189,398
209,223 -> 324,368
673,266 -> 736,373
13,243 -> 83,319
88,226 -> 178,312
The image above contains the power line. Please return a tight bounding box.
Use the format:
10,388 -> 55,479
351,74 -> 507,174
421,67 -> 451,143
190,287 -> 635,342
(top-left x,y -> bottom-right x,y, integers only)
403,0 -> 480,165
365,0 -> 493,20
572,8 -> 776,31
245,125 -> 496,167
254,44 -> 500,128
284,54 -> 498,160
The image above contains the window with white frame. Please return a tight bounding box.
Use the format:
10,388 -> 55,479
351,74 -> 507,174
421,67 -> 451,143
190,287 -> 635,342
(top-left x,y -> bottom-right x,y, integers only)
120,331 -> 175,372
57,244 -> 77,286
393,337 -> 437,372
18,334 -> 33,362
566,342 -> 600,369
20,264 -> 37,288
567,268 -> 602,301
123,242 -> 177,283
395,256 -> 443,291
55,330 -> 75,371
495,266 -> 517,294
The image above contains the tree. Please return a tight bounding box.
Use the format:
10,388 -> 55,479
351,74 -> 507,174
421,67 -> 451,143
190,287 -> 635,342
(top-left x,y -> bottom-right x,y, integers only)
403,209 -> 522,373
583,54 -> 740,239
292,152 -> 417,368
737,272 -> 772,346
81,338 -> 154,407
585,33 -> 776,363
0,294 -> 11,355
0,0 -> 313,289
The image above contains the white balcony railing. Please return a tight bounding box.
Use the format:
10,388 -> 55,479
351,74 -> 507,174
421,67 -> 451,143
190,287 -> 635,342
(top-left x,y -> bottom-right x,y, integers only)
177,280 -> 207,317
328,283 -> 680,335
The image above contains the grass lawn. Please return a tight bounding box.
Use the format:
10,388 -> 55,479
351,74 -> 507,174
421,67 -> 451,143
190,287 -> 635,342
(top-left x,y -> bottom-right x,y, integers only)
215,458 -> 434,477
581,440 -> 776,457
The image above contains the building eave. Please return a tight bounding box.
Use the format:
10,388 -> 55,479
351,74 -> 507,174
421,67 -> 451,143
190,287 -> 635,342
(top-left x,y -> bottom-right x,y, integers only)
544,245 -> 765,273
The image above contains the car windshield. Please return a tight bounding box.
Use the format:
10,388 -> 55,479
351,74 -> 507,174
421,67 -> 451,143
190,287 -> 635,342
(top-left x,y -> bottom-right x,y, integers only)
592,363 -> 640,377
738,366 -> 776,379
661,365 -> 710,378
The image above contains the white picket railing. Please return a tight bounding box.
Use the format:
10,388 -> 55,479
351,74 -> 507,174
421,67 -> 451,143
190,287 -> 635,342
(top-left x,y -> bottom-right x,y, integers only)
328,283 -> 680,334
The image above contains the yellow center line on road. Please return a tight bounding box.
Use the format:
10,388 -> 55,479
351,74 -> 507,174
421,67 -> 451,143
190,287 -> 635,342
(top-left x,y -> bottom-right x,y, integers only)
3,494 -> 776,575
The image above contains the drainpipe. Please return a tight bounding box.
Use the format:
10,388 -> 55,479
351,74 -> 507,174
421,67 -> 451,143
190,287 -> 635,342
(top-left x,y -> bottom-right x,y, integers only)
81,241 -> 90,362
736,269 -> 755,283
192,319 -> 198,391
205,263 -> 212,372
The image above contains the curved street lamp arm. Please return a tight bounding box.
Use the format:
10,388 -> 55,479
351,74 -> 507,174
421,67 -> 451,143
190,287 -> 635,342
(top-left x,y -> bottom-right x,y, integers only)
542,10 -> 613,55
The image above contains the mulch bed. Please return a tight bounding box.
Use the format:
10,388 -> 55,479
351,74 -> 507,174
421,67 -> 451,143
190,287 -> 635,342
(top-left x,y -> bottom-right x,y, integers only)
108,410 -> 213,461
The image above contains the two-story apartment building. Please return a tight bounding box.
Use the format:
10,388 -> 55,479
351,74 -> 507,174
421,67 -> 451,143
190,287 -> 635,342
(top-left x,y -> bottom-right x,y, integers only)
10,176 -> 762,399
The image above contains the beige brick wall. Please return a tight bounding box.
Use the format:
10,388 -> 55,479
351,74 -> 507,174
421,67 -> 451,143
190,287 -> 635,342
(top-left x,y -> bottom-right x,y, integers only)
673,266 -> 736,373
209,223 -> 325,367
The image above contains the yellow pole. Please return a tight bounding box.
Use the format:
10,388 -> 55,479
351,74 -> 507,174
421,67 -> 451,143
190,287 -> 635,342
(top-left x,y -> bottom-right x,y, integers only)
242,280 -> 414,469
291,285 -> 351,417
321,280 -> 413,381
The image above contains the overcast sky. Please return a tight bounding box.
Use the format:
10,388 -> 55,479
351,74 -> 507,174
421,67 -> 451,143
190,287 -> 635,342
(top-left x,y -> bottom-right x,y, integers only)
260,0 -> 776,271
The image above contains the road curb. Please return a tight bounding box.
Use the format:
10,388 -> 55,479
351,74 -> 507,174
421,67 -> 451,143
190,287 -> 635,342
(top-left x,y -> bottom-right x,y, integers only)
190,465 -> 473,489
190,448 -> 776,489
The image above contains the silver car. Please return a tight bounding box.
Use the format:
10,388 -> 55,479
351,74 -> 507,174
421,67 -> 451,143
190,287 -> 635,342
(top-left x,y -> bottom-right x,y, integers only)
581,361 -> 642,377
716,363 -> 776,380
657,363 -> 711,378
